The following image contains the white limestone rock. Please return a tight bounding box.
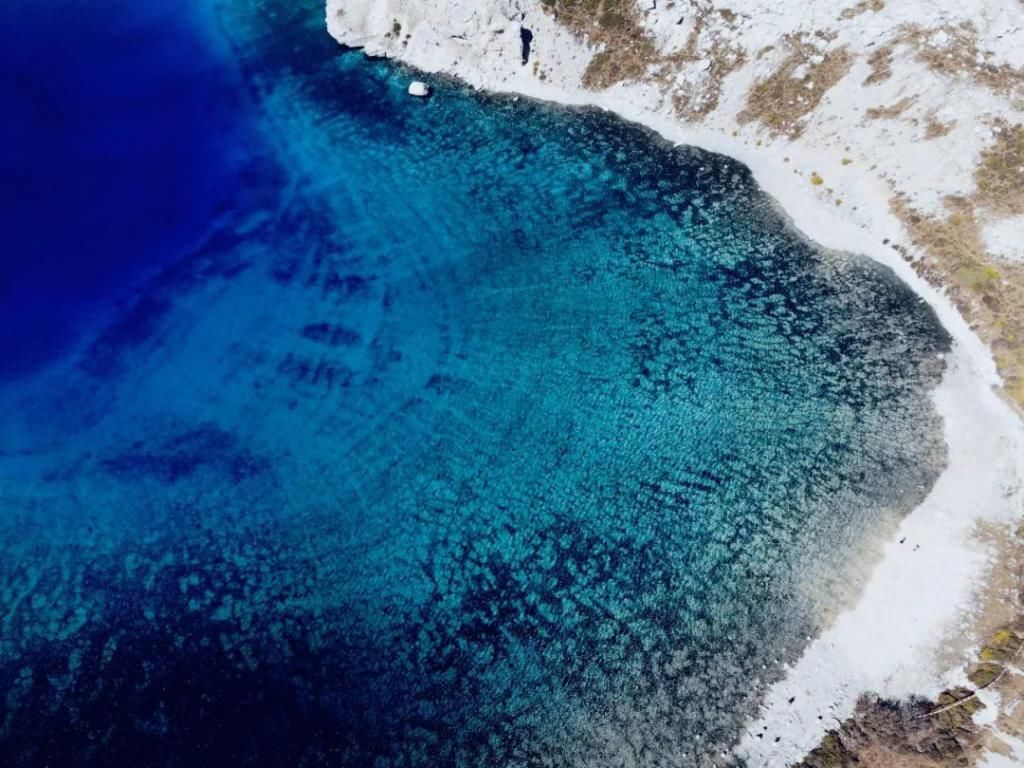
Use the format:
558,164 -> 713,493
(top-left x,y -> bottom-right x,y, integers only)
408,80 -> 431,97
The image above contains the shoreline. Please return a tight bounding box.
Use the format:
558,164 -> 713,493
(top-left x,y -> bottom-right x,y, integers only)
328,9 -> 1024,765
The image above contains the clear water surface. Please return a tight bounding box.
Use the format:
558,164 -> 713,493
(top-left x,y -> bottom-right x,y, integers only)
0,0 -> 949,765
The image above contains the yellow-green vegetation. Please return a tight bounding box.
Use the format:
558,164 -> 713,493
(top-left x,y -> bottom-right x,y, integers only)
956,262 -> 1001,293
933,686 -> 985,730
738,37 -> 853,138
810,172 -> 824,185
968,662 -> 1003,689
980,647 -> 1002,662
974,121 -> 1024,216
841,157 -> 853,165
979,628 -> 1022,662
801,732 -> 845,768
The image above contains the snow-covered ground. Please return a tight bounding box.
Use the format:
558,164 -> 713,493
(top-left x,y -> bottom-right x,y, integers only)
985,216 -> 1024,262
325,1 -> 1024,764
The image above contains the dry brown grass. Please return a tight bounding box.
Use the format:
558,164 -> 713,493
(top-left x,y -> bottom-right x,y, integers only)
798,689 -> 982,768
865,95 -> 917,119
671,48 -> 749,120
889,126 -> 1024,410
666,3 -> 749,120
839,0 -> 885,21
899,22 -> 1024,99
975,121 -> 1024,216
864,44 -> 894,86
969,526 -> 1024,760
924,114 -> 955,139
891,194 -> 1024,407
854,746 -> 948,768
540,0 -> 659,89
738,38 -> 853,138
800,621 -> 1024,768
546,0 -> 750,117
583,38 -> 658,88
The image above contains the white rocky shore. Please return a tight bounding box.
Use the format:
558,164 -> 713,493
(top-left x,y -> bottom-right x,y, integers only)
326,1 -> 1024,765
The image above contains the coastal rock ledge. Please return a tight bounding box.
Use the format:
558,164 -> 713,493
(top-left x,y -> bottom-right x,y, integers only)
327,0 -> 1024,410
326,1 -> 1024,766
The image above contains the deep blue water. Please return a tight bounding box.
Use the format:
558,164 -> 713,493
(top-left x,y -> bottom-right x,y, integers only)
0,1 -> 949,766
0,0 -> 251,375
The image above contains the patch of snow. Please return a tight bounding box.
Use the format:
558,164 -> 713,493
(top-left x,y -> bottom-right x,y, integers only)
983,216 -> 1024,262
975,687 -> 1003,727
978,724 -> 1024,768
979,752 -> 1024,768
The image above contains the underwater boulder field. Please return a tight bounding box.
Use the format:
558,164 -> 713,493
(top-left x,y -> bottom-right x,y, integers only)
0,0 -> 949,765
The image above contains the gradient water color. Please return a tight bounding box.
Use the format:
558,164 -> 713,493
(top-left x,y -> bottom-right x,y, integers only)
0,0 -> 949,765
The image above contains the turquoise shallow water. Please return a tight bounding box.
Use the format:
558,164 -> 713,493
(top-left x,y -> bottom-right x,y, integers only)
0,1 -> 950,765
